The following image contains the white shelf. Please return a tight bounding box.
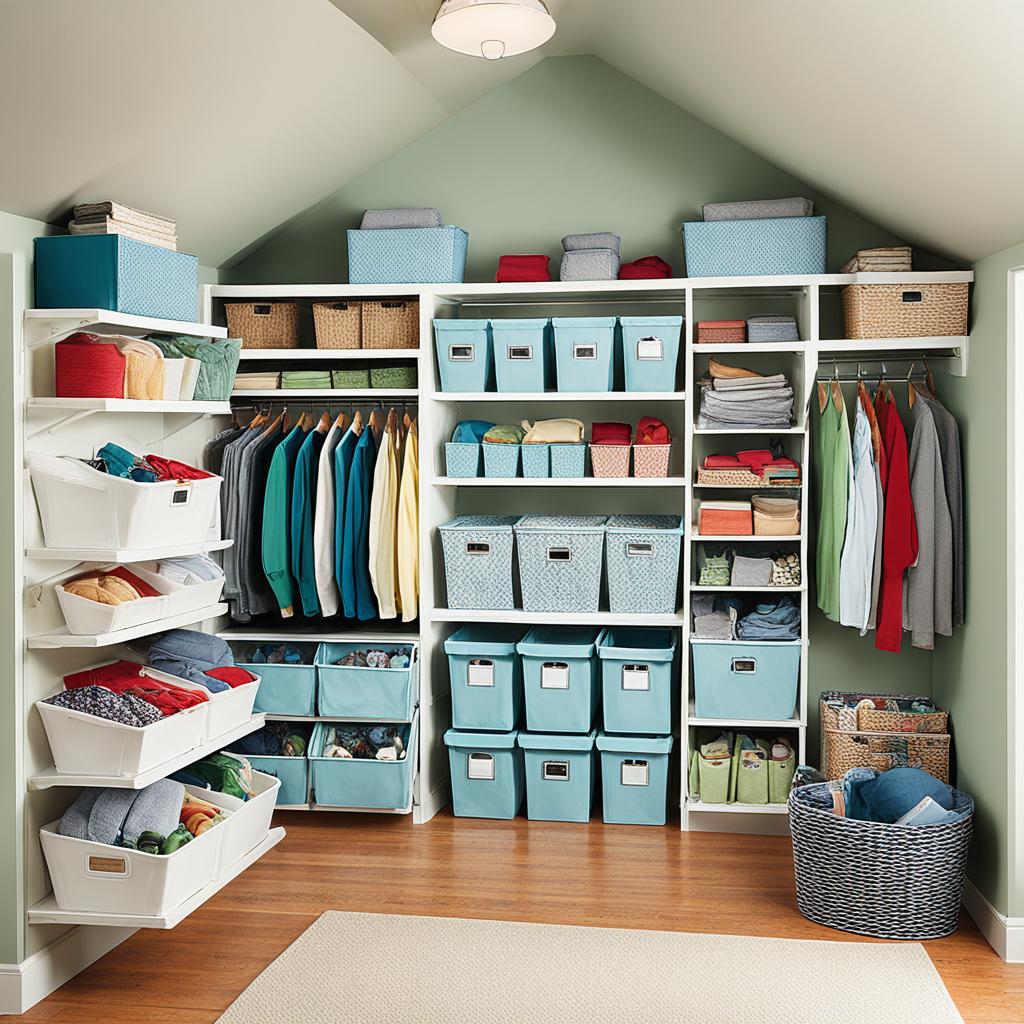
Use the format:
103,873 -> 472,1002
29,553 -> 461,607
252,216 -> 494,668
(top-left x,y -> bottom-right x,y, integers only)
25,308 -> 227,340
231,389 -> 418,398
27,602 -> 228,649
687,800 -> 789,815
692,482 -> 802,490
27,826 -> 285,928
265,714 -> 412,724
691,533 -> 803,542
432,391 -> 683,403
26,538 -> 233,563
431,607 -> 685,626
28,714 -> 267,790
689,638 -> 807,647
688,710 -> 803,729
237,348 -> 419,361
218,628 -> 420,643
814,336 -> 968,353
689,584 -> 805,593
27,397 -> 232,415
433,476 -> 687,488
693,342 -> 806,354
274,803 -> 412,815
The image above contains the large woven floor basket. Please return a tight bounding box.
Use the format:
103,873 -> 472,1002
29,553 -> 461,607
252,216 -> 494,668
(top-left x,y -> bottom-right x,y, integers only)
789,782 -> 973,940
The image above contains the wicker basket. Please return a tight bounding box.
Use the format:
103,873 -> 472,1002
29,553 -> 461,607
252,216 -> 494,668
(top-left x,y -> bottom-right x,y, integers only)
841,283 -> 968,339
312,301 -> 361,349
696,467 -> 766,487
820,691 -> 947,734
589,444 -> 631,477
633,443 -> 671,478
822,729 -> 951,784
226,302 -> 300,349
361,299 -> 419,349
697,321 -> 746,343
789,781 -> 973,940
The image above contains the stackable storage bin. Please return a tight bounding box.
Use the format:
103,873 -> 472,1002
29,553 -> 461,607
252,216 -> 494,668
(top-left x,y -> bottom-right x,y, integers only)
445,442 -> 482,478
598,628 -> 676,735
552,317 -> 617,392
733,747 -> 769,804
309,716 -> 417,810
315,642 -> 418,721
236,753 -> 309,807
362,299 -> 420,349
226,302 -> 300,349
841,283 -> 969,339
520,443 -> 550,478
491,318 -> 552,392
691,640 -> 801,721
697,321 -> 747,344
605,515 -> 683,614
549,443 -> 586,478
214,770 -> 281,869
444,729 -> 524,819
747,315 -> 801,343
348,226 -> 468,285
241,643 -> 318,717
619,316 -> 682,391
697,502 -> 753,536
683,216 -> 827,277
434,319 -> 493,392
34,235 -> 199,321
483,442 -> 520,478
445,624 -> 525,732
518,626 -> 602,734
332,368 -> 370,389
597,733 -> 674,826
55,336 -> 126,399
514,515 -> 607,613
439,515 -> 518,610
369,365 -> 417,389
518,731 -> 596,823
312,301 -> 360,349
589,444 -> 630,477
633,443 -> 671,478
695,748 -> 732,804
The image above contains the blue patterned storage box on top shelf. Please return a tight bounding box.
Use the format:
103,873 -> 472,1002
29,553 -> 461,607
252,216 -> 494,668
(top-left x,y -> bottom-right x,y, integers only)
314,642 -> 418,721
439,515 -> 518,610
230,753 -> 308,807
691,640 -> 800,721
445,624 -> 526,732
550,443 -> 587,478
34,235 -> 199,321
445,442 -> 482,478
682,216 -> 827,278
596,732 -> 674,826
551,317 -> 617,392
444,729 -> 524,819
491,318 -> 552,392
605,515 -> 684,614
240,642 -> 318,717
521,443 -> 550,478
598,628 -> 676,736
434,319 -> 493,392
483,442 -> 520,478
518,626 -> 602,734
348,226 -> 468,284
518,731 -> 596,823
514,514 -> 607,613
619,315 -> 682,392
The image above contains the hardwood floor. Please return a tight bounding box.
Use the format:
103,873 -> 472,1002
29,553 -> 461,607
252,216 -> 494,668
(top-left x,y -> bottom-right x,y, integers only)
16,809 -> 1024,1023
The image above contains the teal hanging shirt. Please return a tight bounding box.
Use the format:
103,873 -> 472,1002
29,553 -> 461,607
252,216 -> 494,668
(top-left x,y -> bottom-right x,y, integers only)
261,422 -> 307,616
290,425 -> 327,617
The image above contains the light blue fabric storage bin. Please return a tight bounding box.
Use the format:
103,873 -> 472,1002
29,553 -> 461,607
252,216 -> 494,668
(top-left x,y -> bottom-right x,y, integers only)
691,640 -> 800,721
314,642 -> 418,721
518,731 -> 596,823
597,733 -> 674,826
445,624 -> 526,732
491,318 -> 552,392
619,315 -> 682,392
682,216 -> 827,277
445,729 -> 524,819
34,235 -> 199,321
445,442 -> 482,478
520,443 -> 550,478
605,515 -> 684,614
598,628 -> 676,736
309,716 -> 417,809
515,514 -> 607,613
239,755 -> 308,807
440,515 -> 518,610
348,226 -> 468,284
518,626 -> 602,734
434,319 -> 493,392
549,443 -> 586,478
240,642 -> 319,717
483,442 -> 520,478
552,317 -> 617,392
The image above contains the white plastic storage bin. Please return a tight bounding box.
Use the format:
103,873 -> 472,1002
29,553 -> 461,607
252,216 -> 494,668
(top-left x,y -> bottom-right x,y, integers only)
315,642 -> 418,721
491,318 -> 552,393
434,319 -> 493,392
136,560 -> 225,620
439,515 -> 518,610
514,515 -> 607,613
552,317 -> 617,392
151,667 -> 260,742
605,515 -> 684,614
209,770 -> 280,872
28,453 -> 222,551
619,315 -> 682,392
691,640 -> 801,721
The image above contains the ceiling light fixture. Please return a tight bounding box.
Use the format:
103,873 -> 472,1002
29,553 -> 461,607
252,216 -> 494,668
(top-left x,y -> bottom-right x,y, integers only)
431,0 -> 556,61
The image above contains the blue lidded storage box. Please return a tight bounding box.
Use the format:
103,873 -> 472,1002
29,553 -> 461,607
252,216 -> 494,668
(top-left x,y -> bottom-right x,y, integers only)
514,515 -> 607,614
619,315 -> 682,392
605,514 -> 684,614
551,317 -> 617,392
597,732 -> 674,826
691,640 -> 800,721
445,729 -> 524,819
682,216 -> 827,278
491,318 -> 552,393
445,624 -> 526,732
483,442 -> 520,478
549,443 -> 586,478
34,235 -> 199,322
521,443 -> 550,478
314,642 -> 418,721
518,731 -> 596,823
434,319 -> 493,392
241,641 -> 318,717
439,515 -> 518,610
517,626 -> 603,734
348,226 -> 468,284
235,754 -> 308,807
598,628 -> 676,736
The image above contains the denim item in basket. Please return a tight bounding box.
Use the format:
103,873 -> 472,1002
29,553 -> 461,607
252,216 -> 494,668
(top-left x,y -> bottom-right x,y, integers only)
560,249 -> 619,282
95,442 -> 157,482
360,208 -> 442,230
736,596 -> 801,639
619,315 -> 682,392
683,216 -> 827,277
491,318 -> 552,392
605,515 -> 683,614
515,515 -> 608,613
596,732 -> 673,826
518,731 -> 596,823
147,335 -> 241,401
518,626 -> 602,734
445,729 -> 524,820
349,226 -> 468,285
520,443 -> 550,478
598,628 -> 676,736
434,319 -> 493,392
843,766 -> 959,824
445,624 -> 526,732
147,629 -> 235,693
551,317 -> 616,392
440,515 -> 518,610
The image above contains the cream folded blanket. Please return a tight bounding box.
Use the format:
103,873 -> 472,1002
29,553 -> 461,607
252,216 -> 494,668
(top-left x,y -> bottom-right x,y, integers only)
521,418 -> 585,444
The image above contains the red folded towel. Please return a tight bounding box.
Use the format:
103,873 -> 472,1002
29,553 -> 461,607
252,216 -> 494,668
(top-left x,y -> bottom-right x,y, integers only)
636,416 -> 671,445
590,421 -> 632,445
704,454 -> 743,469
496,255 -> 551,283
619,256 -> 672,280
736,449 -> 774,473
144,455 -> 213,481
206,666 -> 259,689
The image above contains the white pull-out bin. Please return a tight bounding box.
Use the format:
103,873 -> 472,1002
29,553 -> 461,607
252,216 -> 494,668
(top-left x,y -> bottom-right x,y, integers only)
146,667 -> 260,742
209,770 -> 281,873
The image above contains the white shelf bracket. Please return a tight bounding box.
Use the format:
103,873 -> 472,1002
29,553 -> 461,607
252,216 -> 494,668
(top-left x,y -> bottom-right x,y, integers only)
159,412 -> 214,444
25,408 -> 96,440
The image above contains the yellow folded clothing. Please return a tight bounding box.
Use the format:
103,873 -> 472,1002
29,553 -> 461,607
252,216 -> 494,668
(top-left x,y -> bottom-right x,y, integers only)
520,418 -> 585,444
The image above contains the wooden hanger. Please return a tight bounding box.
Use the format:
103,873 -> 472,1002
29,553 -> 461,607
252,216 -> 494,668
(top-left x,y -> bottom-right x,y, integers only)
317,410 -> 331,432
369,409 -> 385,439
386,406 -> 399,434
248,409 -> 266,429
333,409 -> 349,431
351,409 -> 364,434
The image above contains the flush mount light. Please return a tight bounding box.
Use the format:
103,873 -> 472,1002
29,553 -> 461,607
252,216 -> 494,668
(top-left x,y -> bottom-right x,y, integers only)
431,0 -> 556,60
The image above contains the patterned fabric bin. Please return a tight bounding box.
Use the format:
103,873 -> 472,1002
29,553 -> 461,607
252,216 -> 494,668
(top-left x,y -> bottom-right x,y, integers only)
445,442 -> 482,478
445,624 -> 526,732
598,628 -> 676,735
589,444 -> 631,477
597,732 -> 674,826
235,754 -> 308,807
633,443 -> 671,478
369,364 -> 417,389
332,368 -> 370,388
439,515 -> 518,610
491,318 -> 552,392
514,514 -> 607,613
314,642 -> 418,721
747,315 -> 801,343
445,729 -> 524,820
549,443 -> 586,478
348,226 -> 468,284
518,626 -> 602,734
682,216 -> 827,277
518,731 -> 597,823
551,317 -> 617,392
619,315 -> 682,391
691,640 -> 800,721
483,442 -> 520,478
521,443 -> 550,478
240,642 -> 318,717
434,319 -> 493,392
605,515 -> 683,614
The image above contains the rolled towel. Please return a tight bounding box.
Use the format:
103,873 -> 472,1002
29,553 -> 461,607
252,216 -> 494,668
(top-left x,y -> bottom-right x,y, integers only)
590,421 -> 632,445
702,197 -> 813,221
562,232 -> 621,254
636,416 -> 670,445
495,254 -> 551,282
360,208 -> 442,230
121,779 -> 186,849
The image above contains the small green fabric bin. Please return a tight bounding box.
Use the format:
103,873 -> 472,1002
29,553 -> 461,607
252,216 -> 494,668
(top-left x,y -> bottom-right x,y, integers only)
370,364 -> 417,389
332,368 -> 371,388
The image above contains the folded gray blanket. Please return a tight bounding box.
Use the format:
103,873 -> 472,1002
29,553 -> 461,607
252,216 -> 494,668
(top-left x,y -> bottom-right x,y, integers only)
360,208 -> 442,230
562,232 -> 621,254
713,374 -> 789,391
693,610 -> 736,639
702,197 -> 813,222
560,248 -> 619,281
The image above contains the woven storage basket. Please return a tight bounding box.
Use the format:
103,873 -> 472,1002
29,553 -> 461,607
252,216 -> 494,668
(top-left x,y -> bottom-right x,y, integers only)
696,468 -> 767,487
823,728 -> 951,784
697,321 -> 746,344
633,444 -> 671,478
226,302 -> 300,349
312,301 -> 361,349
789,781 -> 973,940
820,691 -> 947,734
589,444 -> 630,477
55,336 -> 126,398
841,283 -> 968,339
362,300 -> 419,349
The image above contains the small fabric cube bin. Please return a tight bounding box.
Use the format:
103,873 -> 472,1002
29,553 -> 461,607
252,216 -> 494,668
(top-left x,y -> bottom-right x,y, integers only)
683,216 -> 827,277
598,628 -> 676,735
369,364 -> 417,389
518,731 -> 597,823
444,729 -> 524,819
552,317 -> 617,392
605,515 -> 684,614
732,744 -> 770,805
549,443 -> 586,478
619,315 -> 682,391
520,443 -> 551,478
697,503 -> 753,536
348,226 -> 468,284
514,514 -> 607,613
483,442 -> 520,478
491,318 -> 552,392
445,624 -> 526,732
746,315 -> 800,343
440,515 -> 518,610
239,754 -> 309,807
691,640 -> 801,721
589,444 -> 630,477
314,642 -> 418,721
434,319 -> 493,392
332,368 -> 371,388
597,733 -> 674,826
697,321 -> 747,344
633,443 -> 671,478
768,746 -> 797,803
240,642 -> 318,717
695,749 -> 731,804
518,626 -> 602,734
445,442 -> 482,477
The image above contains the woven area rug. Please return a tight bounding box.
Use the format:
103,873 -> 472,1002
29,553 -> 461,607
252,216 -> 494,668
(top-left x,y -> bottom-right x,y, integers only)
217,912 -> 963,1023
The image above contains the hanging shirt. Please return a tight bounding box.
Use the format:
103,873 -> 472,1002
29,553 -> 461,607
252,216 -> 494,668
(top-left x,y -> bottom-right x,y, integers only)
291,424 -> 327,618
221,426 -> 262,601
397,423 -> 419,623
839,400 -> 878,633
333,425 -> 359,617
814,382 -> 849,622
342,425 -> 379,621
313,421 -> 344,617
368,425 -> 400,620
858,382 -> 887,631
203,425 -> 245,477
261,422 -> 308,618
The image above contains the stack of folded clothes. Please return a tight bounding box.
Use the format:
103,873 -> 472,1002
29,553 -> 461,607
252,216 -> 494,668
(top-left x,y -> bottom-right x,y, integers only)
483,423 -> 526,445
360,208 -> 442,229
692,594 -> 739,639
61,660 -> 210,716
698,447 -> 801,486
752,495 -> 800,536
697,358 -> 794,429
560,232 -> 620,281
692,594 -> 802,641
736,596 -> 801,640
69,201 -> 178,250
618,255 -> 672,280
495,254 -> 551,282
145,629 -> 258,694
701,197 -> 814,221
841,246 -> 913,273
233,371 -> 281,391
282,369 -> 332,389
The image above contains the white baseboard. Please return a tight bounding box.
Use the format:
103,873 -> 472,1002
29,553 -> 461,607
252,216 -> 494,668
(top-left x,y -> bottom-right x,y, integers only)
414,781 -> 450,824
0,924 -> 134,1014
963,880 -> 1024,962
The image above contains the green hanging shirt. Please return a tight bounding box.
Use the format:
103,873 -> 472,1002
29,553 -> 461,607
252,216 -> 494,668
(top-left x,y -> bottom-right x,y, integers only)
815,383 -> 850,621
261,422 -> 308,617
